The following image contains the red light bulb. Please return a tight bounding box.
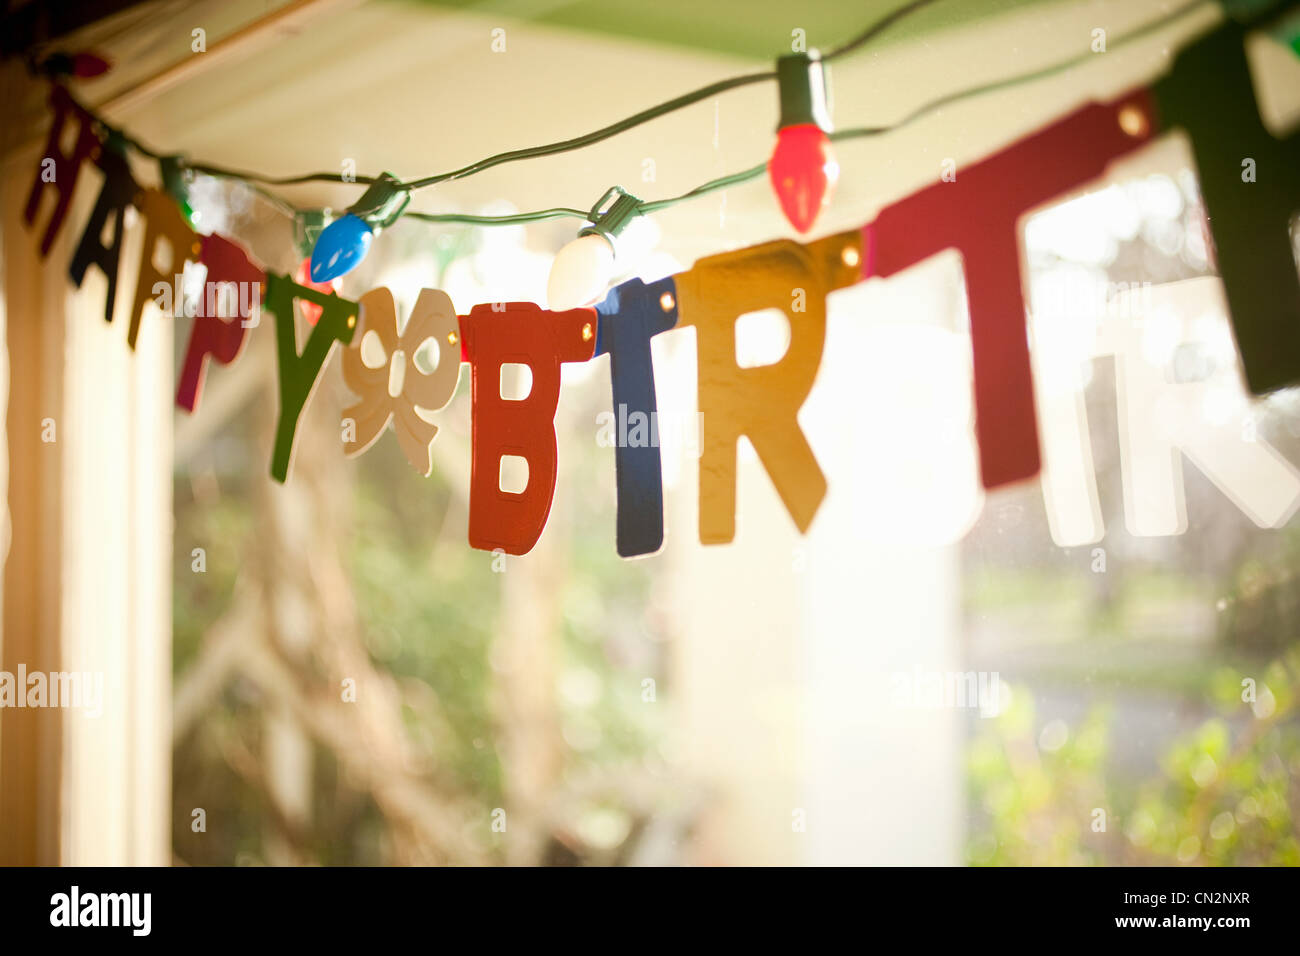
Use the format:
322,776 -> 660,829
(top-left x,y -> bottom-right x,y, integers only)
72,53 -> 112,78
40,51 -> 111,78
769,123 -> 838,233
770,51 -> 836,234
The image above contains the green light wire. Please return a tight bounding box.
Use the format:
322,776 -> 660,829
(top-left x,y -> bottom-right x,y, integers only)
404,207 -> 589,225
400,72 -> 774,191
396,164 -> 771,228
637,163 -> 769,214
61,1 -> 950,200
386,0 -> 1216,229
832,0 -> 1213,142
65,0 -> 1215,236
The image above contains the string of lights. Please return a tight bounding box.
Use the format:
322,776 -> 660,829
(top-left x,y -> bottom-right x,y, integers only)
43,0 -> 1213,297
68,0 -> 950,195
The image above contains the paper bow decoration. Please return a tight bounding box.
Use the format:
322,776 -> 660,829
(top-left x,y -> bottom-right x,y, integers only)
342,287 -> 461,475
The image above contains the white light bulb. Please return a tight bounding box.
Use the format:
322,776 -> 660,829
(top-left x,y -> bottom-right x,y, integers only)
547,233 -> 616,310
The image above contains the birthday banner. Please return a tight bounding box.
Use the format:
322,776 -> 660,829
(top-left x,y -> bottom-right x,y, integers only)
21,18 -> 1300,558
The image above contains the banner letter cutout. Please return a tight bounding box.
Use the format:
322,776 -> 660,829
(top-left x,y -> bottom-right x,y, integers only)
342,287 -> 460,475
68,148 -> 136,323
25,86 -> 101,256
594,276 -> 679,557
263,274 -> 359,482
459,302 -> 597,555
1152,20 -> 1300,394
673,232 -> 862,544
863,90 -> 1156,489
1037,277 -> 1300,544
176,234 -> 265,412
127,188 -> 200,350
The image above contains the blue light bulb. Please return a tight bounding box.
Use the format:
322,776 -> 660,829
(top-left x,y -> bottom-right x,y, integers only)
310,213 -> 373,282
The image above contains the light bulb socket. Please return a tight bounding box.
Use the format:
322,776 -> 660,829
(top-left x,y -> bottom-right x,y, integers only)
40,51 -> 111,78
1270,7 -> 1300,55
102,126 -> 129,157
776,50 -> 832,132
159,156 -> 198,225
346,172 -> 411,231
578,186 -> 642,249
159,155 -> 190,201
296,209 -> 333,258
39,52 -> 76,76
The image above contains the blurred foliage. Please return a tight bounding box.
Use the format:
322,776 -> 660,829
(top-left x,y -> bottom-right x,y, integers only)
1221,529 -> 1300,656
967,649 -> 1300,865
172,355 -> 672,865
171,166 -> 1300,865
